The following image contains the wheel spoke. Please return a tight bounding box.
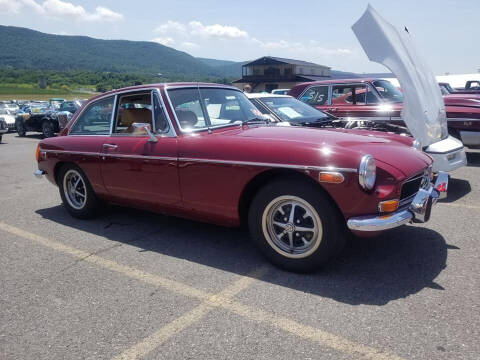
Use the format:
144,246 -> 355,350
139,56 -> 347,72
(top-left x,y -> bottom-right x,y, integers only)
301,236 -> 310,245
273,221 -> 287,229
288,203 -> 296,223
74,177 -> 81,190
288,232 -> 294,250
295,226 -> 314,233
75,190 -> 85,198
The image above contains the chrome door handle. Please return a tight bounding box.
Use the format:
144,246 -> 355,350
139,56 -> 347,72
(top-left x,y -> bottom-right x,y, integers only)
102,144 -> 118,149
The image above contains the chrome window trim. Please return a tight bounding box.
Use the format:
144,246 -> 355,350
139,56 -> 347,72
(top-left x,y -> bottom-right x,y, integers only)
164,86 -> 247,134
68,87 -> 176,138
68,95 -> 116,136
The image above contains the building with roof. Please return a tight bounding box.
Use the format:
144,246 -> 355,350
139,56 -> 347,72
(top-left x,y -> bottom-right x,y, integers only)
232,56 -> 331,93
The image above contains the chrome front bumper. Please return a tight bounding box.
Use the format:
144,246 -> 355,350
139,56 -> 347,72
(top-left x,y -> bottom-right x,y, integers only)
347,172 -> 449,232
34,169 -> 46,179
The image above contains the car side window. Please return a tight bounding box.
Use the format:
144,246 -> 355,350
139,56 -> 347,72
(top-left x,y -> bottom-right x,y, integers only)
168,88 -> 206,130
153,93 -> 169,133
69,96 -> 114,135
300,86 -> 329,106
335,85 -> 368,105
114,92 -> 152,134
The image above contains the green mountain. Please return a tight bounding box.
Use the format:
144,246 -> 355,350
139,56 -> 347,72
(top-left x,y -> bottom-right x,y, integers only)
0,25 -> 226,79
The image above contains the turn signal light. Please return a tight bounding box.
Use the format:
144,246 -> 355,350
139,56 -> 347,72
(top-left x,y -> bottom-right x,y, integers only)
319,172 -> 344,184
378,199 -> 399,213
35,144 -> 40,162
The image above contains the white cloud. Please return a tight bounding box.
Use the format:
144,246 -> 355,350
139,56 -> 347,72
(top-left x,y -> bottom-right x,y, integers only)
155,20 -> 186,35
0,0 -> 23,13
152,37 -> 175,46
2,0 -> 123,22
152,19 -> 353,62
189,21 -> 248,39
180,41 -> 199,49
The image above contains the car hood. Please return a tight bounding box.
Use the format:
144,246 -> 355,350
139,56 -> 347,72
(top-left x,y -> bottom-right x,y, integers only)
237,126 -> 431,178
444,94 -> 480,108
352,5 -> 447,147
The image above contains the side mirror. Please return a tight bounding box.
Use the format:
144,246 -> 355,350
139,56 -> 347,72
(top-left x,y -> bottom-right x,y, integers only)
132,123 -> 158,143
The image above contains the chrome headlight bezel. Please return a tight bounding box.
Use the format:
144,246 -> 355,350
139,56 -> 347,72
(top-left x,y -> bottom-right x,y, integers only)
359,154 -> 376,191
412,139 -> 422,151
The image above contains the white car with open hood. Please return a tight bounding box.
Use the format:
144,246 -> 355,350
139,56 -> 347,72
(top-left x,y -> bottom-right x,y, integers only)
351,5 -> 466,172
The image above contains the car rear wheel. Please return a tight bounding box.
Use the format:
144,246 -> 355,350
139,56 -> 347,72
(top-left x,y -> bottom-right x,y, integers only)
58,164 -> 101,219
248,179 -> 345,272
42,120 -> 55,138
16,119 -> 26,137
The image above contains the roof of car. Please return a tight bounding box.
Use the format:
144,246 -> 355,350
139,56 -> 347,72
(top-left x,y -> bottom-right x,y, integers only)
293,78 -> 377,88
87,82 -> 238,103
246,93 -> 292,99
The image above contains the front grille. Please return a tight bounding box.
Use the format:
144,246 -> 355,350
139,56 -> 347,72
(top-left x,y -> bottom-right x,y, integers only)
399,169 -> 430,207
400,174 -> 423,200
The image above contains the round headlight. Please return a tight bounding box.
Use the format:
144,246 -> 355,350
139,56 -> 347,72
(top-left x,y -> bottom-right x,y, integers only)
359,155 -> 376,191
412,139 -> 422,151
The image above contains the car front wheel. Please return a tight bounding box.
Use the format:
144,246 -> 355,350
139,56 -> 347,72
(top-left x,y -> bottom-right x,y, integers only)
42,120 -> 55,138
16,119 -> 26,137
248,179 -> 345,272
58,164 -> 101,219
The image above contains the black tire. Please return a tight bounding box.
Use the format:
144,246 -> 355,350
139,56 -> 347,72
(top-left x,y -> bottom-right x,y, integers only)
0,135 -> 2,143
58,164 -> 101,219
16,119 -> 26,137
248,178 -> 345,272
42,120 -> 55,138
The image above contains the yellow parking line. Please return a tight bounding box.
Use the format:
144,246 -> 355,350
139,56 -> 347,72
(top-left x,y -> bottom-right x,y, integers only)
0,222 -> 405,360
112,267 -> 268,360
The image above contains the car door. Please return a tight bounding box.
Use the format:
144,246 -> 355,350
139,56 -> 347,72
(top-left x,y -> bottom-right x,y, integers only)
100,90 -> 180,209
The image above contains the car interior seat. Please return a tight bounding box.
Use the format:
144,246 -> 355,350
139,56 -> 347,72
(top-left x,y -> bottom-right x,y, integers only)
176,110 -> 198,128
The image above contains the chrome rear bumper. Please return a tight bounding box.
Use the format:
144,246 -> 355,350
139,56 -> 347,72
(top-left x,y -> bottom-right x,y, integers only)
347,172 -> 449,232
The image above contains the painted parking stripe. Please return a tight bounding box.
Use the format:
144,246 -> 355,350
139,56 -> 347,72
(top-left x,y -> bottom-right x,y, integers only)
112,267 -> 268,360
0,222 -> 405,360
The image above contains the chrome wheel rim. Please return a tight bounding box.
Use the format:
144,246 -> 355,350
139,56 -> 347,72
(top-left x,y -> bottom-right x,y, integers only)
262,196 -> 322,259
63,169 -> 87,210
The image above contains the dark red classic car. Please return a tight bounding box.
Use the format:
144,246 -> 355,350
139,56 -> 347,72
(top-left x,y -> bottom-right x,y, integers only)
34,83 -> 448,272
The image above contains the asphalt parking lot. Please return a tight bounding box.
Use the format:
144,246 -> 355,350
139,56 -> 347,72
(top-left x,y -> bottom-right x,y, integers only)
0,132 -> 479,360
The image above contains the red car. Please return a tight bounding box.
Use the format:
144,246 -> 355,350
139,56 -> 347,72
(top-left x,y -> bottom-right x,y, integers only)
34,83 -> 448,272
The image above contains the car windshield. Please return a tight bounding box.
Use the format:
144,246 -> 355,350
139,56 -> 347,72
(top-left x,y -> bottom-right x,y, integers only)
372,79 -> 404,103
258,97 -> 331,123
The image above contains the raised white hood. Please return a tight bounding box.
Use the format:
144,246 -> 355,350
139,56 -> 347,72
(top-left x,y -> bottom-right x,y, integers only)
352,5 -> 448,147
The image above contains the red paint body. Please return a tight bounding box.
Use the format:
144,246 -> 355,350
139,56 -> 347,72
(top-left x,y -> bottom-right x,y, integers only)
37,83 -> 432,229
289,78 -> 480,136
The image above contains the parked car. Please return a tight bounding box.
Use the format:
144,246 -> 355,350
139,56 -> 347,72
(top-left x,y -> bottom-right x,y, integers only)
15,99 -> 79,138
247,93 -> 414,138
438,82 -> 480,95
0,108 -> 17,131
0,118 -> 7,143
34,81 -> 449,272
271,89 -> 290,95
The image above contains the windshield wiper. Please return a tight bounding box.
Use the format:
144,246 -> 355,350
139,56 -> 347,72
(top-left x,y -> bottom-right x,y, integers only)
242,117 -> 270,125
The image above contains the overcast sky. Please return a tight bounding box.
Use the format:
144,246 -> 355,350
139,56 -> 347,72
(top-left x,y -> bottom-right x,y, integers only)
1,0 -> 478,75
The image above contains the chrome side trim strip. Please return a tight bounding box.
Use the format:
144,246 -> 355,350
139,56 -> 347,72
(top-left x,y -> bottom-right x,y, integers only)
41,150 -> 357,172
178,157 -> 357,172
